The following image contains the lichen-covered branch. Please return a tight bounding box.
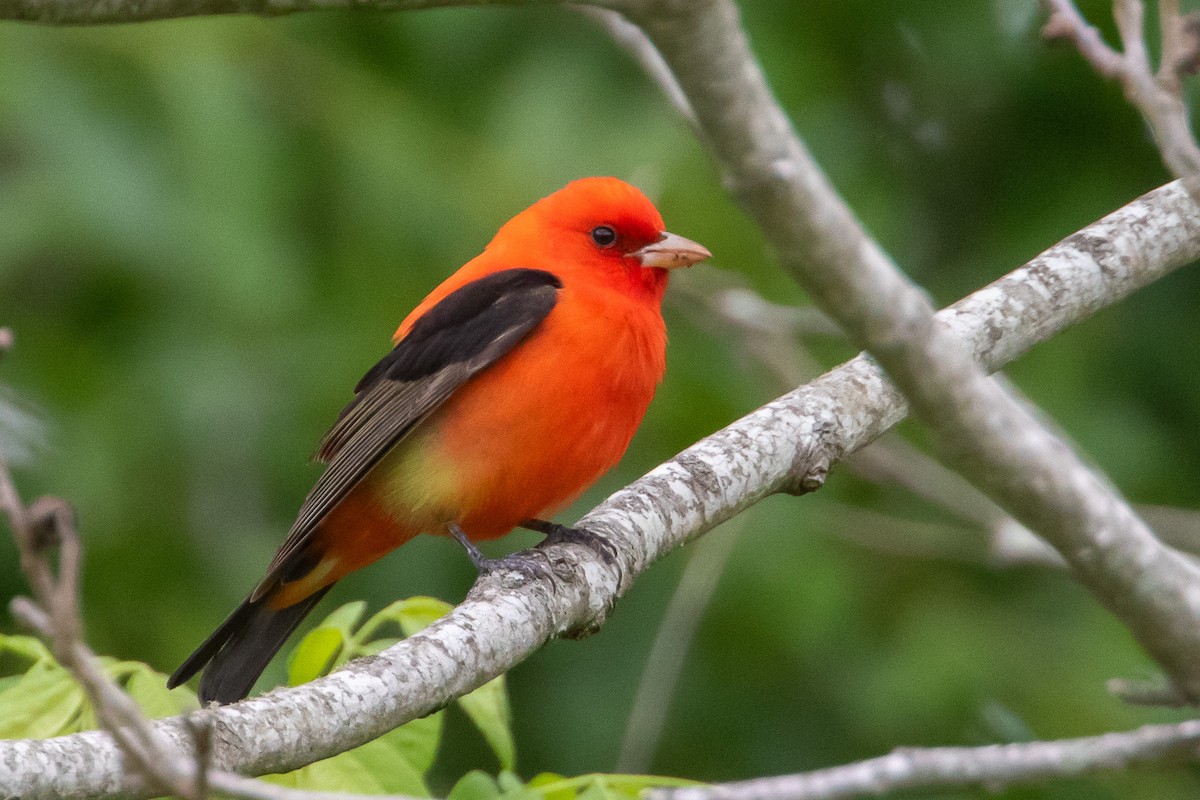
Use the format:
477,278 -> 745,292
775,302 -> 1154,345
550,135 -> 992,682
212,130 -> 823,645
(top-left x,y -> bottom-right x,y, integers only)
620,0 -> 1200,699
1,176 -> 1196,800
1043,0 -> 1200,183
0,0 -> 574,25
651,719 -> 1200,800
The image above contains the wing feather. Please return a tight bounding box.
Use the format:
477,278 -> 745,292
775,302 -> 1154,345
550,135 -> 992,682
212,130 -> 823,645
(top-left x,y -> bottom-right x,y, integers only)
252,268 -> 561,600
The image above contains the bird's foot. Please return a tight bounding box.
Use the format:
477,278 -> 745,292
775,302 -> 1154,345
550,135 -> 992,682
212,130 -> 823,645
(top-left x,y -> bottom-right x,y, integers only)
448,522 -> 553,582
522,519 -> 619,565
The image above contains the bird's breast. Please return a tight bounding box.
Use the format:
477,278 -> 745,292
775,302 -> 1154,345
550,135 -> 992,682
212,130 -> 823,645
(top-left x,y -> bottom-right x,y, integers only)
374,283 -> 667,539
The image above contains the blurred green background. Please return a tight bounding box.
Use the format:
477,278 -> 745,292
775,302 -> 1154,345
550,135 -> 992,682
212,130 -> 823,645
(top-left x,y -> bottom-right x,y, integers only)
2,0 -> 1200,797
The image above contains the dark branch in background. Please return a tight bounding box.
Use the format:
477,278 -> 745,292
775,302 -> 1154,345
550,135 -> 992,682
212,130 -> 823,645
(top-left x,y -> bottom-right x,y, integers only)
671,272 -> 1064,570
1043,0 -> 1200,184
652,719 -> 1200,800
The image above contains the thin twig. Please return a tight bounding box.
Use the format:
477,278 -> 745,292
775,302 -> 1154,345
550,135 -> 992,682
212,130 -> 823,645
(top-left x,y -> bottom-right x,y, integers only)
0,457 -> 199,799
0,428 -> 424,800
617,520 -> 742,772
1108,675 -> 1192,707
626,0 -> 1200,700
1043,0 -> 1200,183
575,5 -> 697,128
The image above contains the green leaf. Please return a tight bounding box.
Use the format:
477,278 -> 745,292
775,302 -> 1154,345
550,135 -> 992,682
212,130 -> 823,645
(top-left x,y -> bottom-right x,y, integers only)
375,710 -> 443,776
0,664 -> 84,738
448,770 -> 502,800
527,773 -> 574,800
459,675 -> 517,771
318,600 -> 369,635
391,596 -> 454,637
287,627 -> 345,688
0,634 -> 53,677
355,636 -> 400,657
354,596 -> 453,646
121,664 -> 199,719
523,773 -> 705,800
345,719 -> 439,795
266,716 -> 437,796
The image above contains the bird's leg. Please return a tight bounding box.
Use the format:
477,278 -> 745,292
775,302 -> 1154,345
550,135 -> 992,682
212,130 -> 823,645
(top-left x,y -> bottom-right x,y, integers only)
520,518 -> 618,565
447,522 -> 490,572
447,522 -> 552,581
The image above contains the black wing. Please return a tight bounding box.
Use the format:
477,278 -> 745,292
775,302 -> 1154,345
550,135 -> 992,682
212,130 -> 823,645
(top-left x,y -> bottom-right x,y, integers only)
251,268 -> 562,600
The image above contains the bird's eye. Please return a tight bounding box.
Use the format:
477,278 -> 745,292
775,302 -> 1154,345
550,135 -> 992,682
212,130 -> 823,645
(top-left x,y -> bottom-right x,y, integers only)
590,226 -> 617,248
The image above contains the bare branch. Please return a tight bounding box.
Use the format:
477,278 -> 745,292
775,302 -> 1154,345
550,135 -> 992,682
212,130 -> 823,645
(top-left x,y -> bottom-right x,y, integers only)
617,521 -> 742,772
1108,675 -> 1192,707
0,425 -> 429,800
1043,0 -> 1200,183
650,719 -> 1200,800
624,0 -> 1200,699
575,5 -> 697,128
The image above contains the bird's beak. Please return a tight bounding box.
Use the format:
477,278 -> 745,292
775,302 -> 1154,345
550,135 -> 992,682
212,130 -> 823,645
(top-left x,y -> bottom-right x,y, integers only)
632,231 -> 712,269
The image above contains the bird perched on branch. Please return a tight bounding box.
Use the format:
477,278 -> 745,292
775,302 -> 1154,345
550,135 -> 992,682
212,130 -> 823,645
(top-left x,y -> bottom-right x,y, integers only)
168,177 -> 710,704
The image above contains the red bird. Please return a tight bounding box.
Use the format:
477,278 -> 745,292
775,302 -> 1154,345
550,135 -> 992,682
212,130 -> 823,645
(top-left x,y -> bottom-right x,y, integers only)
169,177 -> 710,704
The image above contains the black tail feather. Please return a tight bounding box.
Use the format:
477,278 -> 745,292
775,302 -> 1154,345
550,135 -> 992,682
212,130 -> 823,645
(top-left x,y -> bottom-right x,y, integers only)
168,587 -> 331,705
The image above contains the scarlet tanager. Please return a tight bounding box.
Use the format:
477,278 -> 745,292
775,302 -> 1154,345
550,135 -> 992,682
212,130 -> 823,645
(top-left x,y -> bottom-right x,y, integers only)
168,177 -> 711,704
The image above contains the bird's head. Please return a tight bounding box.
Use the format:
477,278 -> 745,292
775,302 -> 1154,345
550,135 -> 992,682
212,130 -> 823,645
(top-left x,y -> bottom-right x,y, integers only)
489,177 -> 711,299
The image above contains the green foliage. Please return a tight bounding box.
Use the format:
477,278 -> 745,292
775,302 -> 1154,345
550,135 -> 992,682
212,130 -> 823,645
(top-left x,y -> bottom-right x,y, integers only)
0,605 -> 701,798
447,771 -> 702,800
283,596 -> 516,783
0,633 -> 196,738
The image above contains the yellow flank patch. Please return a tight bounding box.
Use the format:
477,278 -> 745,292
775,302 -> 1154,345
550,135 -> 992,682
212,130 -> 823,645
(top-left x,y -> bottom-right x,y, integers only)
370,426 -> 460,528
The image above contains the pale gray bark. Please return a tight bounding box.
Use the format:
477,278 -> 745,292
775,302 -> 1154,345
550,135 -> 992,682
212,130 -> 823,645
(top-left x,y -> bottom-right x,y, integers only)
617,0 -> 1200,698
652,719 -> 1200,800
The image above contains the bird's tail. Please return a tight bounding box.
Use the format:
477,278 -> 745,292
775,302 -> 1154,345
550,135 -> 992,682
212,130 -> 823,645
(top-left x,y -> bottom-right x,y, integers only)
167,585 -> 331,705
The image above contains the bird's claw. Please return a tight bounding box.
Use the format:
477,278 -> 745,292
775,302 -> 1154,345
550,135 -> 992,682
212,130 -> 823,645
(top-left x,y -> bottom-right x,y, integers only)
475,551 -> 555,583
536,522 -> 619,566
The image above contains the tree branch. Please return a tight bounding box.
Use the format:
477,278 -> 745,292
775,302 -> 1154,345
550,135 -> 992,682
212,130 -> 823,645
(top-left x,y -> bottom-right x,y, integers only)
650,719 -> 1200,800
1,175 -> 1196,800
622,0 -> 1200,698
0,0 -> 579,24
1043,0 -> 1200,183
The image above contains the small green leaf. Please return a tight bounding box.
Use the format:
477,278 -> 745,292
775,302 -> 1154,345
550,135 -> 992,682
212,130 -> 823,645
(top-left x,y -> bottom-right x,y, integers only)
266,717 -> 435,796
498,772 -> 525,793
287,627 -> 344,687
0,665 -> 84,738
527,773 -> 574,800
355,596 -> 453,645
577,780 -> 617,800
0,634 -> 53,677
347,720 -> 439,795
459,675 -> 517,771
355,636 -> 400,657
386,711 -> 443,776
121,664 -> 199,719
318,600 -> 369,635
391,596 -> 454,637
448,770 -> 502,800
